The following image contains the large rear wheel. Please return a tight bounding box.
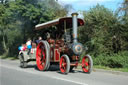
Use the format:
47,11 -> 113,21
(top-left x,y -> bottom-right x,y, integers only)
82,55 -> 93,73
60,55 -> 70,74
45,41 -> 50,70
36,41 -> 50,71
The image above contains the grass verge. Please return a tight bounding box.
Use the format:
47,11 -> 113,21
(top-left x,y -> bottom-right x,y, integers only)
0,55 -> 18,60
94,65 -> 128,72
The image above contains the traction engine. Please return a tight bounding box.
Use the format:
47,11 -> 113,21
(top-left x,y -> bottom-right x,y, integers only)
35,13 -> 93,74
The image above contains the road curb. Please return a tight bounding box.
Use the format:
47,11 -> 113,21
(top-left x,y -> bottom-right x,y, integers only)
93,68 -> 128,76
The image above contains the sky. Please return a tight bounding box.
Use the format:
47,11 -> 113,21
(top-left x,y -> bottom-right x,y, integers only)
58,0 -> 123,12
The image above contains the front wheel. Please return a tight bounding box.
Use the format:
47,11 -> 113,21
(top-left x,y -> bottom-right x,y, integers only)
82,55 -> 93,73
60,55 -> 70,74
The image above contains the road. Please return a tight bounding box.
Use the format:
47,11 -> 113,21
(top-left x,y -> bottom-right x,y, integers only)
0,59 -> 128,85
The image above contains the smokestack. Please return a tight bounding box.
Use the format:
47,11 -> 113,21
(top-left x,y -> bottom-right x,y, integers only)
72,13 -> 78,43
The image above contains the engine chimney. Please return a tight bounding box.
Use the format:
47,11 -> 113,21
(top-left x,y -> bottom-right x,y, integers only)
72,13 -> 78,43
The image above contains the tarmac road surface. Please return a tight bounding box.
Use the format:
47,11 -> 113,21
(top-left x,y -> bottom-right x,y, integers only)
0,59 -> 128,85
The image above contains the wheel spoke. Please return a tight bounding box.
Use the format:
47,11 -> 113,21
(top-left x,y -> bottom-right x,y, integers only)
85,62 -> 89,66
63,66 -> 66,70
83,68 -> 88,72
62,58 -> 65,62
63,63 -> 67,66
38,52 -> 41,56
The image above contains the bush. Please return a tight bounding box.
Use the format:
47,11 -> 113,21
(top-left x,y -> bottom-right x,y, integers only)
92,51 -> 128,68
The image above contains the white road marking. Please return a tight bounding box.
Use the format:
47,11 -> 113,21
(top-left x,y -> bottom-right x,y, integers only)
52,76 -> 88,85
0,64 -> 88,85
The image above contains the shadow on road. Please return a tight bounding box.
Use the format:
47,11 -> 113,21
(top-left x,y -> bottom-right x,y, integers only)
27,64 -> 37,68
18,64 -> 37,69
19,64 -> 91,75
34,65 -> 60,71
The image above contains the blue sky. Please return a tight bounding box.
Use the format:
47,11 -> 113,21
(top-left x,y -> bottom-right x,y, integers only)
58,0 -> 123,12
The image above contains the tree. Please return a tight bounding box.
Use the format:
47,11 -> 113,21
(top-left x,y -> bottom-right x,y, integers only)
118,0 -> 128,16
78,4 -> 118,56
0,2 -> 23,56
0,0 -> 69,56
117,0 -> 128,51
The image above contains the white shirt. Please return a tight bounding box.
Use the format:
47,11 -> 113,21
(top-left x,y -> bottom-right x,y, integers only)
26,40 -> 31,46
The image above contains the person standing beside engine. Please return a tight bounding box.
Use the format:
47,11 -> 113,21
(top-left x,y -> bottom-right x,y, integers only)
36,36 -> 42,44
26,38 -> 32,55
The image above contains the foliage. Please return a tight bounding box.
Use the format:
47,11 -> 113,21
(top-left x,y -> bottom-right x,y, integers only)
79,4 -> 118,55
0,0 -> 69,56
78,4 -> 128,68
92,51 -> 128,68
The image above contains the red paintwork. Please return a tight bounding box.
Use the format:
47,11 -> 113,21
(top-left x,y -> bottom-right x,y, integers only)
36,42 -> 46,71
60,56 -> 67,73
82,56 -> 90,72
54,49 -> 60,61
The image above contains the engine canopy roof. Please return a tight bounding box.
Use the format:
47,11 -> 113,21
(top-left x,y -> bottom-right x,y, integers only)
35,17 -> 84,30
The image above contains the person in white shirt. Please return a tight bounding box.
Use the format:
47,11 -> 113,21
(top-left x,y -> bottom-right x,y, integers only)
26,38 -> 32,54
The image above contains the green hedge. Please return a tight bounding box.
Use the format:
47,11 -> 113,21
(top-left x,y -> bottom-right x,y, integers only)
92,51 -> 128,68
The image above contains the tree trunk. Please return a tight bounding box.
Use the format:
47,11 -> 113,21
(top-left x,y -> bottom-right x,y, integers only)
2,33 -> 9,56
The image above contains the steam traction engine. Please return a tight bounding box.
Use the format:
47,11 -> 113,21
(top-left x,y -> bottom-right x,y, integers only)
35,13 -> 93,74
